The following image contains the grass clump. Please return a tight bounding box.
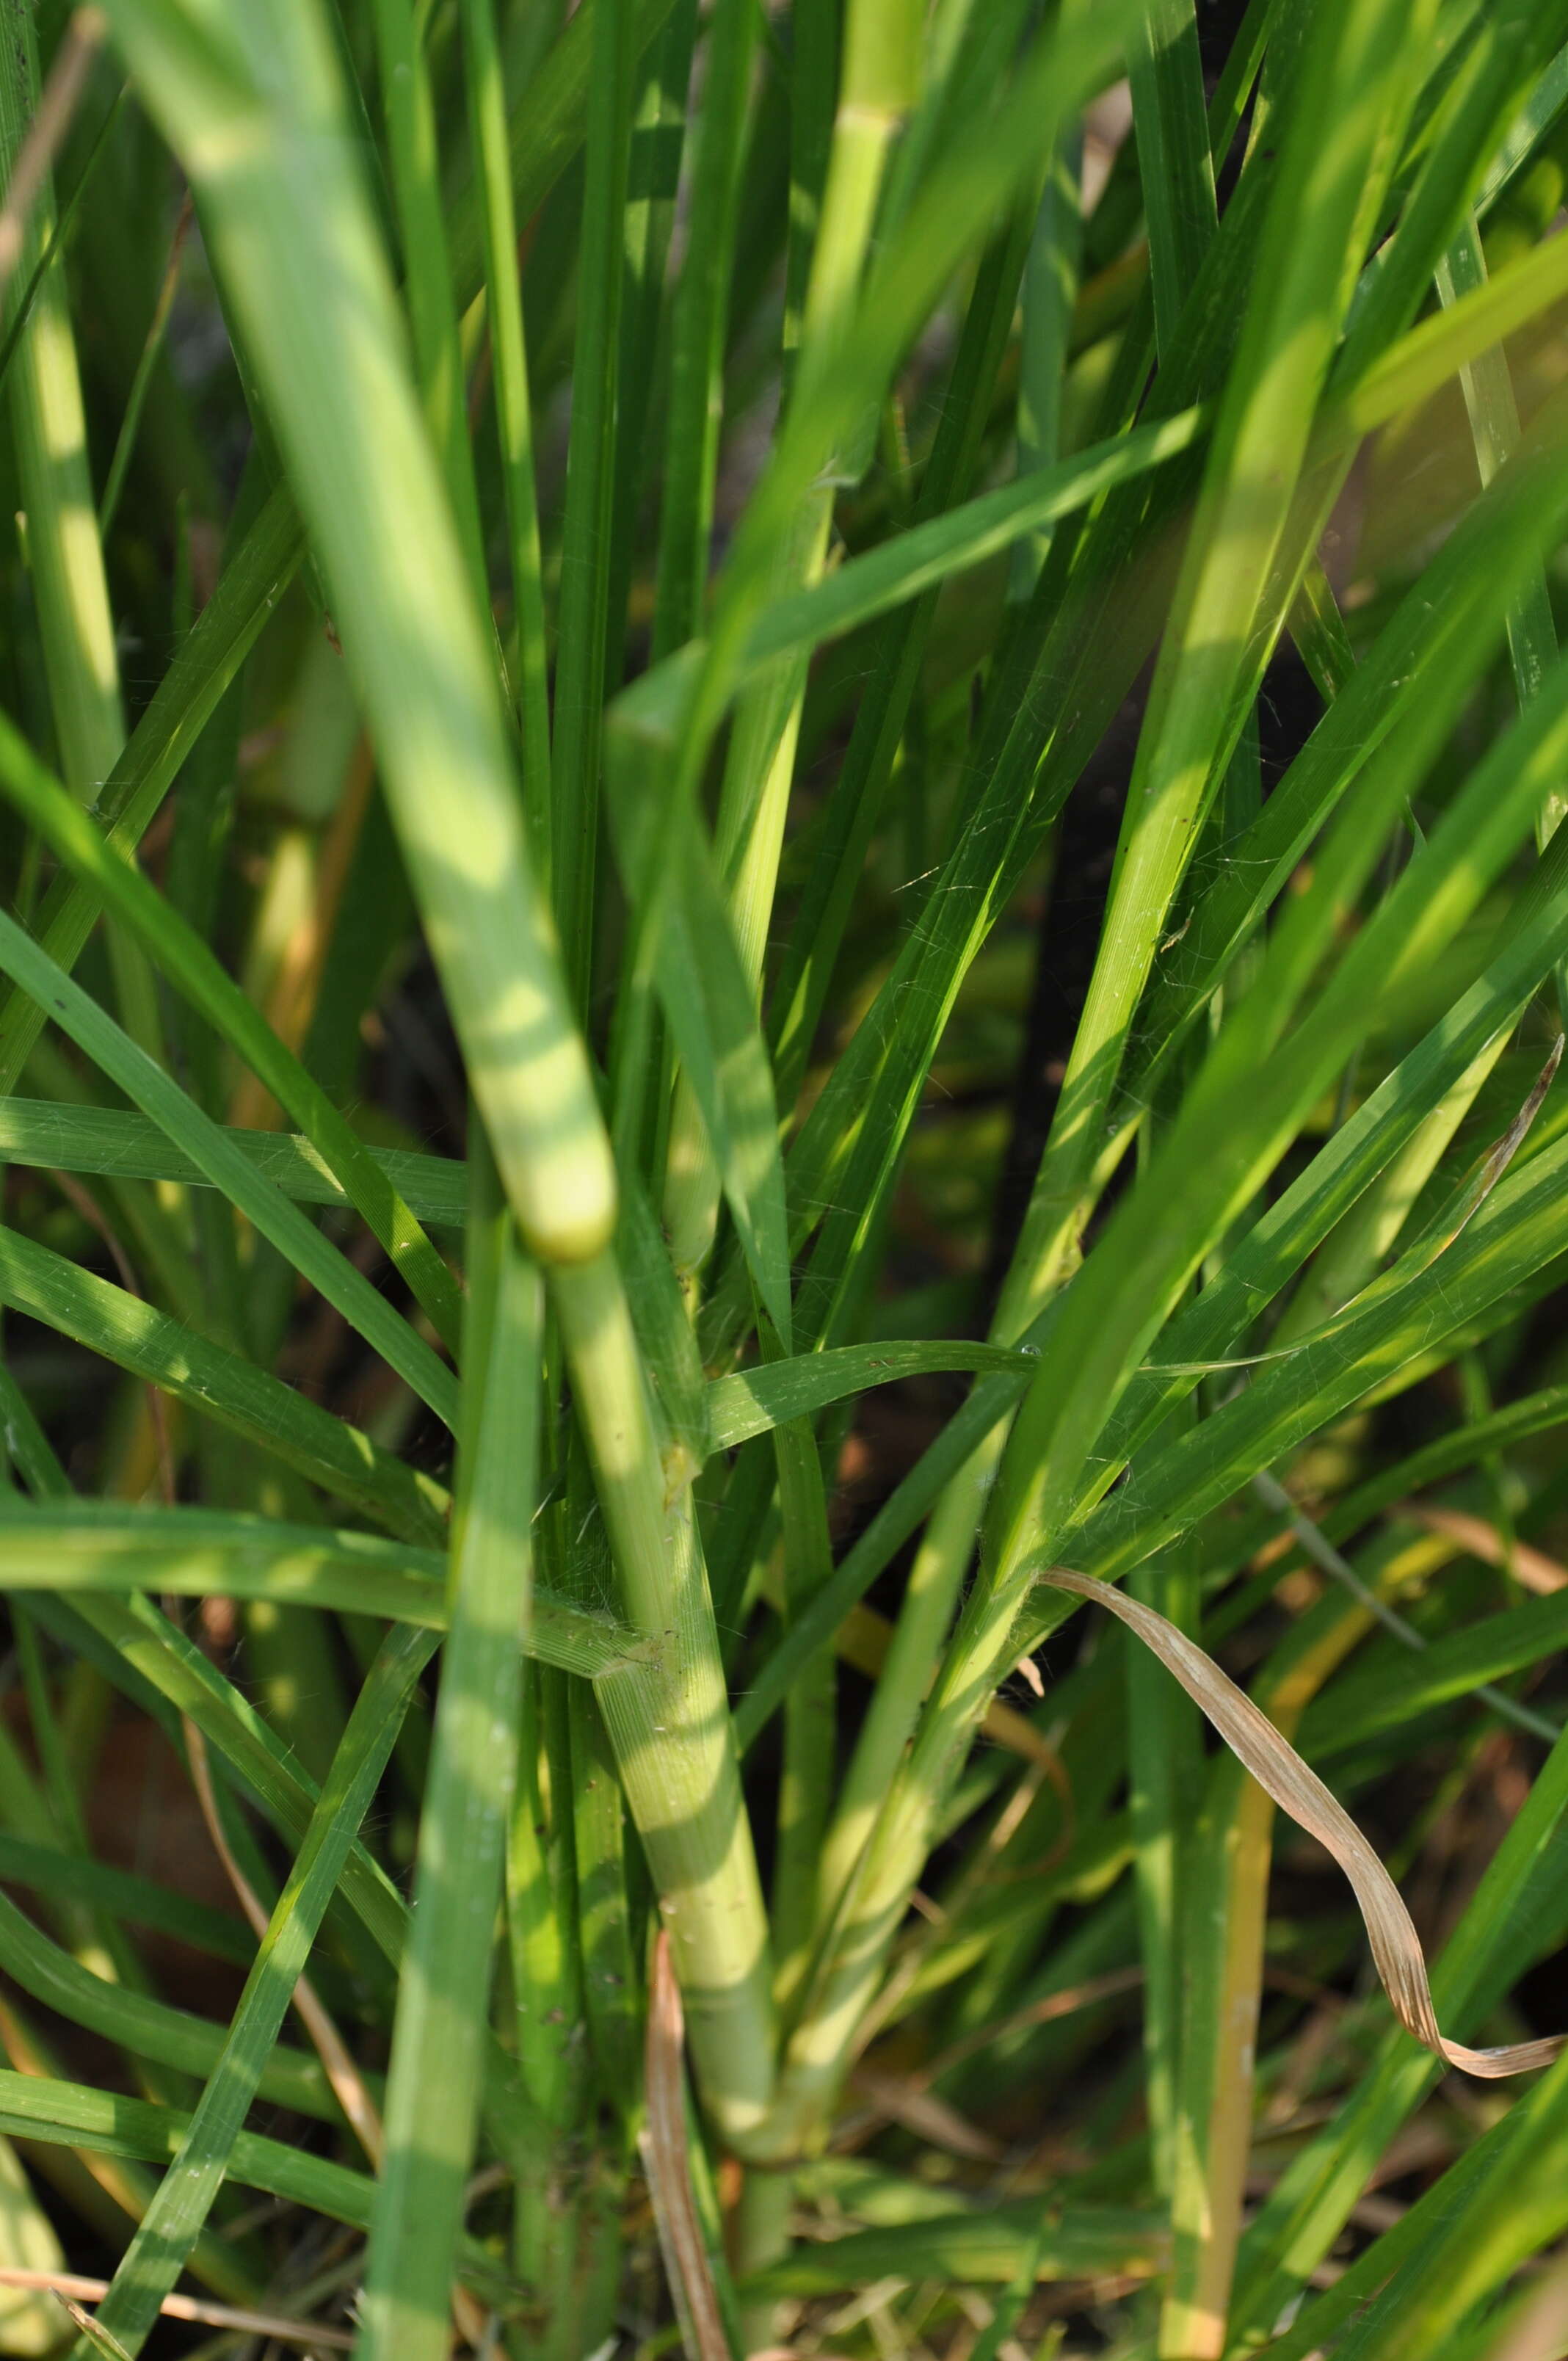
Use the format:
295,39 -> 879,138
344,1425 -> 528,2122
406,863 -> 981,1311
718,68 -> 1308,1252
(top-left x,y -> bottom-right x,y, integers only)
4,0 -> 1568,2356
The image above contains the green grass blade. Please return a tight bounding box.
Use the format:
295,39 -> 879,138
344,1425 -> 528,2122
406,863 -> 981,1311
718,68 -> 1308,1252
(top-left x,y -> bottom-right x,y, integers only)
549,0 -> 636,1010
0,0 -> 126,799
651,0 -> 759,661
741,2202 -> 1167,2293
0,1834 -> 250,1970
0,1099 -> 468,1225
357,1145 -> 542,2361
74,1625 -> 435,2359
1000,0 -> 1437,1353
1321,2054 -> 1568,2360
0,1889 -> 342,2123
444,0 -> 681,304
1007,95 -> 1081,603
1476,37 -> 1568,213
0,903 -> 458,1423
1002,590 -> 1568,1589
101,0 -> 617,1272
1334,0 -> 1568,388
0,708 -> 466,1349
371,0 -> 484,568
0,1221 -> 448,1543
606,664 -> 794,1339
740,406 -> 1206,674
1227,1716 -> 1568,2340
1438,204 -> 1566,863
553,1247 -> 778,2147
0,1501 -> 638,1675
708,1339 -> 1039,1452
1299,1591 -> 1568,1758
1127,0 -> 1216,355
459,0 -> 553,844
0,483 -> 305,1098
1072,1134 -> 1568,1597
0,2071 -> 513,2299
765,199 -> 1037,1106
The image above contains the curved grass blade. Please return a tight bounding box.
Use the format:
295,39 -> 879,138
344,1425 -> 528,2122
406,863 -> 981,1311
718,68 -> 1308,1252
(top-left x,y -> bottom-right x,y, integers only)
738,405 -> 1207,675
0,1502 -> 636,1675
0,2071 -> 512,2299
0,1099 -> 467,1225
75,1628 -> 435,2360
0,1222 -> 448,1544
0,2067 -> 372,2235
0,1834 -> 250,1970
0,711 -> 465,1355
0,904 -> 458,1423
0,1891 -> 342,2121
708,1339 -> 1041,1452
357,1150 -> 542,2361
1036,1568 -> 1564,2078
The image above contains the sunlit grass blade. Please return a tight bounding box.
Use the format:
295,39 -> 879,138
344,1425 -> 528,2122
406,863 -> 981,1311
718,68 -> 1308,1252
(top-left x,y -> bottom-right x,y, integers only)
0,711 -> 465,1349
100,0 -> 617,1271
357,1138 -> 542,2361
0,1099 -> 466,1225
0,1219 -> 449,1542
69,1626 -> 435,2358
0,482 -> 305,1098
0,1501 -> 634,1674
0,1888 -> 343,2122
0,904 -> 459,1421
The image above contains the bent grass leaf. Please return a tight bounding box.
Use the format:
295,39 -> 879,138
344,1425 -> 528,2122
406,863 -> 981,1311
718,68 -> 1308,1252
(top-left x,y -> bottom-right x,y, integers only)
0,902 -> 460,1421
79,1628 -> 435,2358
0,1098 -> 468,1225
0,1502 -> 638,1678
1035,1570 -> 1565,2078
1140,1035 -> 1566,1377
707,1340 -> 1040,1451
0,1221 -> 447,1544
0,717 -> 465,1352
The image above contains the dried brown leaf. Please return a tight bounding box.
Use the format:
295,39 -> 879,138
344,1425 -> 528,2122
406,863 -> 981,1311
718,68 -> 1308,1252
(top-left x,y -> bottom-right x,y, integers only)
642,1931 -> 735,2361
1035,1569 -> 1566,2078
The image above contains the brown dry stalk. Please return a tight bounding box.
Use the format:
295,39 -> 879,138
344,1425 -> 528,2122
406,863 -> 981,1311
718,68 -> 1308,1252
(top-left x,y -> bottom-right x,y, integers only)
642,1929 -> 734,2361
0,2268 -> 352,2351
1035,1568 -> 1566,2078
1398,1502 -> 1568,1595
914,1965 -> 1147,2087
179,1716 -> 386,2171
846,2066 -> 1003,2161
0,7 -> 106,294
